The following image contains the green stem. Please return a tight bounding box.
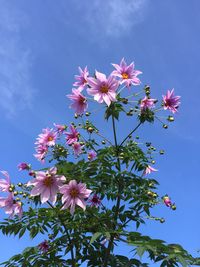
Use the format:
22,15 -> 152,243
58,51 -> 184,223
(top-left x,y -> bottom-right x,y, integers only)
47,201 -> 76,267
119,122 -> 142,147
103,116 -> 122,267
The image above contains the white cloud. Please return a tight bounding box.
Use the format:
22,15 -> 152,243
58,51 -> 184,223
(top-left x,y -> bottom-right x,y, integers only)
0,2 -> 34,117
76,0 -> 148,38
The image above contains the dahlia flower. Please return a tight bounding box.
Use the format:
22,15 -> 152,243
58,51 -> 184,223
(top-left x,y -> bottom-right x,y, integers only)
163,89 -> 181,113
65,125 -> 79,145
0,171 -> 11,192
87,71 -> 119,106
144,165 -> 158,175
0,193 -> 23,218
60,180 -> 92,215
67,88 -> 88,114
140,96 -> 156,110
111,58 -> 142,87
73,66 -> 89,88
27,167 -> 66,204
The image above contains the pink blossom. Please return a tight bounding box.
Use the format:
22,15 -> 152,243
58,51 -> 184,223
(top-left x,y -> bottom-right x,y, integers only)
163,89 -> 181,113
65,125 -> 79,145
0,194 -> 23,218
38,240 -> 49,253
111,58 -> 142,87
88,194 -> 101,207
163,196 -> 172,207
18,162 -> 31,171
60,180 -> 92,215
53,123 -> 67,134
88,150 -> 97,161
73,66 -> 89,88
87,71 -> 119,106
27,167 -> 66,204
144,165 -> 158,175
35,128 -> 57,147
0,171 -> 10,192
67,88 -> 88,114
140,96 -> 156,110
34,144 -> 48,162
72,142 -> 83,156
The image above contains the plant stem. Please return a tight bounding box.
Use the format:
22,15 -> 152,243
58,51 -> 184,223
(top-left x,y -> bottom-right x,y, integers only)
103,115 -> 122,267
119,122 -> 142,147
47,201 -> 76,267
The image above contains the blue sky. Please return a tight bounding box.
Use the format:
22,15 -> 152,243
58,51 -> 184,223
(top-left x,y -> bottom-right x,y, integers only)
0,0 -> 200,265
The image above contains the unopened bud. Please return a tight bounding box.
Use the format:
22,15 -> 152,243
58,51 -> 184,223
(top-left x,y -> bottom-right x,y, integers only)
160,218 -> 165,223
167,116 -> 174,122
163,124 -> 168,129
87,127 -> 94,133
171,204 -> 176,210
159,150 -> 164,155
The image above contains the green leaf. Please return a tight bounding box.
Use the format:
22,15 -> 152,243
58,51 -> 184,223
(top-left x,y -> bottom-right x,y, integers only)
90,232 -> 102,244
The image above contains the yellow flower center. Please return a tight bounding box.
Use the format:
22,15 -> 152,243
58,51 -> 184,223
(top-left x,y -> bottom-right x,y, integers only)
48,136 -> 53,142
100,85 -> 109,93
122,73 -> 129,79
70,188 -> 79,198
43,175 -> 53,187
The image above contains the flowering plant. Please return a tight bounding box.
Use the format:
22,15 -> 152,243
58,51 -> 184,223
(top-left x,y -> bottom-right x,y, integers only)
0,59 -> 199,267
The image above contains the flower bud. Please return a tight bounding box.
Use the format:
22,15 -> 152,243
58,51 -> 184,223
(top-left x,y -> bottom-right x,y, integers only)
87,127 -> 94,133
163,124 -> 168,129
85,112 -> 91,116
160,218 -> 165,223
167,116 -> 174,122
159,150 -> 165,155
171,204 -> 176,210
101,140 -> 106,144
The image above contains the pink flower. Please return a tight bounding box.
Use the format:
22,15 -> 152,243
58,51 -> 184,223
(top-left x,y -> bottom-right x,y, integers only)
73,66 -> 89,89
72,142 -> 83,156
67,88 -> 88,114
0,171 -> 10,192
38,240 -> 49,253
163,195 -> 172,207
65,125 -> 79,145
27,167 -> 66,204
144,165 -> 158,175
88,150 -> 97,161
0,194 -> 23,218
163,89 -> 181,113
140,96 -> 156,110
111,58 -> 142,87
88,194 -> 101,207
18,162 -> 31,171
87,71 -> 119,106
60,180 -> 92,215
35,128 -> 57,147
34,144 -> 48,162
53,123 -> 67,134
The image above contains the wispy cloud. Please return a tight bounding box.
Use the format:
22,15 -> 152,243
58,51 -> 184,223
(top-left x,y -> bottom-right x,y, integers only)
75,0 -> 148,38
0,2 -> 34,117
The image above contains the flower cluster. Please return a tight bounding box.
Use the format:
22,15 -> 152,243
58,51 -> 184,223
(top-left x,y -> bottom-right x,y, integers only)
27,167 -> 92,215
66,58 -> 180,121
0,171 -> 22,218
